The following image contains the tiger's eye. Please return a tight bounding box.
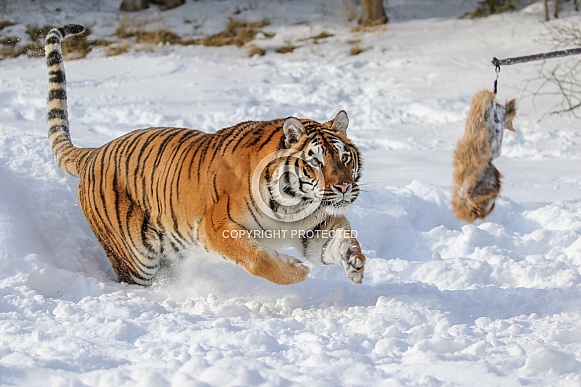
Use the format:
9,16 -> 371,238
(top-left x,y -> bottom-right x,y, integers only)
309,158 -> 321,168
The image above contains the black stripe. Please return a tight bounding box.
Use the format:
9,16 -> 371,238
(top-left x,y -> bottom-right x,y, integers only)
151,129 -> 187,226
168,238 -> 182,255
151,130 -> 179,226
56,143 -> 76,158
141,218 -> 159,254
221,121 -> 253,152
45,36 -> 60,45
48,124 -> 68,135
207,136 -> 226,173
47,109 -> 67,120
170,230 -> 190,250
94,143 -> 115,232
152,130 -> 178,171
48,88 -> 67,100
186,134 -> 208,180
243,128 -> 262,148
226,197 -> 246,230
50,136 -> 69,147
303,122 -> 319,135
203,138 -> 218,163
245,177 -> 265,230
123,199 -> 141,255
123,130 -> 150,188
311,219 -> 331,265
195,139 -> 211,183
46,50 -> 62,67
133,130 -> 158,177
174,130 -> 203,194
110,144 -> 125,249
230,122 -> 258,152
319,132 -> 334,153
64,24 -> 84,36
269,198 -> 278,213
301,236 -> 309,256
256,126 -> 282,151
137,134 -> 161,210
48,70 -> 65,84
244,198 -> 265,231
211,174 -> 219,203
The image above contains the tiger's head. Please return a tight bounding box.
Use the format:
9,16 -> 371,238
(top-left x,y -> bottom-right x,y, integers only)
257,111 -> 363,222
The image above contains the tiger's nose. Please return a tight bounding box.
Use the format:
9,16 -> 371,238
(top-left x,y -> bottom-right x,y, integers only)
334,182 -> 352,194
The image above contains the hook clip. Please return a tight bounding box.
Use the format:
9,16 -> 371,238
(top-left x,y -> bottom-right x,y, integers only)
491,57 -> 501,94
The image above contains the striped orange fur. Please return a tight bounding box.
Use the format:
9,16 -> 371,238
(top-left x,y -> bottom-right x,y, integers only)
45,25 -> 366,285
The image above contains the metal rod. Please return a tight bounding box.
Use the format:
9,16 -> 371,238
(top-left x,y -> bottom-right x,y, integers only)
492,47 -> 581,68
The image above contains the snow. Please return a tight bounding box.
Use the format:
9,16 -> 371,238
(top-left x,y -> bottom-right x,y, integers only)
1,0 -> 581,385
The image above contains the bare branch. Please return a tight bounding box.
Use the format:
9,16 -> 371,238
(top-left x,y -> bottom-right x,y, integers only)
519,19 -> 581,118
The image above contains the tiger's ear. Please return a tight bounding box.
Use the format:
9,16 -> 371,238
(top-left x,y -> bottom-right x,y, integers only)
283,117 -> 306,147
330,110 -> 349,133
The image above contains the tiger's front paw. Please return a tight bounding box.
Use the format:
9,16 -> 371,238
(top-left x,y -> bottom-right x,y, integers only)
342,243 -> 365,284
274,254 -> 310,285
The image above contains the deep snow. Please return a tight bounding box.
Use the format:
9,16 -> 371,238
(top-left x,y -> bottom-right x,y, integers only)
1,0 -> 581,385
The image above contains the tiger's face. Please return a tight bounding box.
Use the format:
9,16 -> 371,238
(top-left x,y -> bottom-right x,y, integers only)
297,131 -> 361,212
258,111 -> 362,222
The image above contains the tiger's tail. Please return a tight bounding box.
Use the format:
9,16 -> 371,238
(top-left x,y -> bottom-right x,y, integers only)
45,24 -> 94,177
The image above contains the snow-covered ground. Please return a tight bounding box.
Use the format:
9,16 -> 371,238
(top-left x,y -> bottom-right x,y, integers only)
1,0 -> 581,385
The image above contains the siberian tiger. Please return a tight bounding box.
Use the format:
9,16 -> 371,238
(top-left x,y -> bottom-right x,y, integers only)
45,25 -> 366,286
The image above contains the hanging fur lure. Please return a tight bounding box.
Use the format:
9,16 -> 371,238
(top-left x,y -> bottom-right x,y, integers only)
452,90 -> 517,222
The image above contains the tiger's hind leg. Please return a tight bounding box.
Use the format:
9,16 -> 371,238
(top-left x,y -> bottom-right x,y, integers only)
78,184 -> 162,285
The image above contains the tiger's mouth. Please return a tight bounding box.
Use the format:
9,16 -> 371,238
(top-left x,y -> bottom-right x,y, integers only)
318,200 -> 356,219
320,184 -> 359,207
327,197 -> 356,206
322,196 -> 356,207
